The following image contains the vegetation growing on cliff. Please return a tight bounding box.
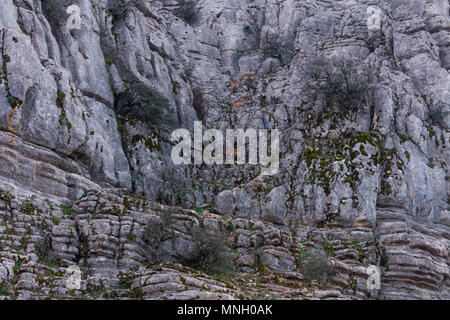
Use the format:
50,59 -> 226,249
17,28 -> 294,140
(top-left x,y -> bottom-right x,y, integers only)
115,81 -> 177,133
302,56 -> 375,116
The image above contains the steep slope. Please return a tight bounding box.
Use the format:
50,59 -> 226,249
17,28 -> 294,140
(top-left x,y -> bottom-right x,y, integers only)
0,0 -> 448,299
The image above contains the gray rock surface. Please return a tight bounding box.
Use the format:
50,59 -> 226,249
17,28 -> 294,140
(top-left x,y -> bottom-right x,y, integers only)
0,0 -> 448,299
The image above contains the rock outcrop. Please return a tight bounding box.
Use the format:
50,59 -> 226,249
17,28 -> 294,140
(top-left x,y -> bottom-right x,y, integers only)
0,0 -> 448,299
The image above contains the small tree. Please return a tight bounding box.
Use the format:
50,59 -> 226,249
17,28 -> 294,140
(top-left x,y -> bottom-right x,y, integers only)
174,0 -> 199,25
302,56 -> 375,116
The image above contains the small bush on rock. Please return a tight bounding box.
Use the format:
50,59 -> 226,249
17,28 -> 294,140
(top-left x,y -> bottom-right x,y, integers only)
300,255 -> 335,286
302,56 -> 375,116
192,87 -> 207,121
36,234 -> 59,267
143,212 -> 232,274
429,100 -> 450,128
116,81 -> 177,132
36,237 -> 51,261
184,226 -> 232,274
263,39 -> 282,59
174,0 -> 199,25
142,212 -> 175,264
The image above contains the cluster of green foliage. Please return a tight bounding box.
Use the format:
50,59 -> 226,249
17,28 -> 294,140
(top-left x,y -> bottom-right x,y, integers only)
21,201 -> 36,215
322,241 -> 334,255
0,283 -> 9,296
301,131 -> 383,196
60,204 -> 76,218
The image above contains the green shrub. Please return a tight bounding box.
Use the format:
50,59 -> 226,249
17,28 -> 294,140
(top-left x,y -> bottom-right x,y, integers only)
0,283 -> 9,296
7,94 -> 22,109
60,204 -> 76,218
300,255 -> 335,286
116,81 -> 177,132
322,241 -> 334,255
298,248 -> 310,263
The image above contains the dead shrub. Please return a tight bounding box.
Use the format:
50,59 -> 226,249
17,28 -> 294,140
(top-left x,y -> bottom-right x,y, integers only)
183,226 -> 232,274
302,56 -> 375,116
115,81 -> 177,133
174,0 -> 199,25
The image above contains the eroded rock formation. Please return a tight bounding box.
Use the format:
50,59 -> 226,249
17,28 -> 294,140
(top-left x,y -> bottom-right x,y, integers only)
0,0 -> 448,299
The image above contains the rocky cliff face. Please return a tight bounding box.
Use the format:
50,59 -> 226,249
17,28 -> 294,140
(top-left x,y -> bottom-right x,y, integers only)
0,0 -> 448,300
